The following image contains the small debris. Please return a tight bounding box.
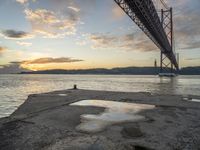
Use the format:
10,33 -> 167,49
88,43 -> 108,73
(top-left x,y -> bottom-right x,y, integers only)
73,84 -> 77,90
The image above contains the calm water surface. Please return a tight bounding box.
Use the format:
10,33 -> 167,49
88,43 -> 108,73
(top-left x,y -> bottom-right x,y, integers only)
0,74 -> 200,118
71,100 -> 155,133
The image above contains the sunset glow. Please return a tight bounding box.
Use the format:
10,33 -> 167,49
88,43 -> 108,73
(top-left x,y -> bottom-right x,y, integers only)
0,0 -> 200,73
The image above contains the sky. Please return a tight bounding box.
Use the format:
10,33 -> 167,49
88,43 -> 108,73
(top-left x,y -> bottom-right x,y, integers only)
0,0 -> 200,73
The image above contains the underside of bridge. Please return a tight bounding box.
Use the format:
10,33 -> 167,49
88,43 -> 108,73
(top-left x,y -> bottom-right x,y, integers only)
114,0 -> 179,71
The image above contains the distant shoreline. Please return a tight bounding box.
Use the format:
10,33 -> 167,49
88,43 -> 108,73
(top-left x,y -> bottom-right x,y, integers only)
17,73 -> 200,75
19,66 -> 200,75
0,74 -> 200,76
0,66 -> 200,75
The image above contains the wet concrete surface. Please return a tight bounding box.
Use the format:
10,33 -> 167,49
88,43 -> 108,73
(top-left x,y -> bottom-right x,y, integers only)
71,100 -> 155,133
1,89 -> 200,150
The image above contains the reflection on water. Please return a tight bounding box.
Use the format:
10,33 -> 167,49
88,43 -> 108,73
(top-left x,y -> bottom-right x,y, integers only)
57,94 -> 68,96
157,77 -> 177,95
183,97 -> 200,102
71,100 -> 155,133
191,99 -> 200,102
0,75 -> 200,118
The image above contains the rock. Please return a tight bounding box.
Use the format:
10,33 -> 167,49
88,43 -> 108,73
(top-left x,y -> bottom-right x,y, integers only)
121,125 -> 143,138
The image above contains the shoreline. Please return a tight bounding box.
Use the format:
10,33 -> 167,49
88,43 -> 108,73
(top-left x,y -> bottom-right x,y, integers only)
1,89 -> 200,150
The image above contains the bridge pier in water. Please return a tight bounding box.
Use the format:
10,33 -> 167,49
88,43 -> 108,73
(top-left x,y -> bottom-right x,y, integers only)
159,7 -> 178,77
114,0 -> 179,76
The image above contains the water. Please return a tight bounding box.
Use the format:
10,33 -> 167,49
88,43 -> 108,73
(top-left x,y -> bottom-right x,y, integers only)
71,100 -> 155,133
0,74 -> 200,118
183,97 -> 200,102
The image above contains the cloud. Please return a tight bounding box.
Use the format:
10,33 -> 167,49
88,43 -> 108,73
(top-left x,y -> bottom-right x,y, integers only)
89,33 -> 118,49
76,41 -> 87,46
1,30 -> 33,39
0,62 -> 30,74
112,0 -> 200,51
161,0 -> 200,50
22,57 -> 83,64
16,0 -> 37,5
180,40 -> 200,50
185,57 -> 200,61
16,41 -> 32,47
68,6 -> 80,12
24,8 -> 80,38
88,33 -> 157,52
0,46 -> 7,56
0,46 -> 7,52
0,57 -> 84,73
16,0 -> 28,4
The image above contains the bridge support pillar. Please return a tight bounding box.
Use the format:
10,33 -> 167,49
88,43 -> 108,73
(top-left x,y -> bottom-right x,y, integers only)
160,52 -> 174,74
159,7 -> 176,76
113,0 -> 179,74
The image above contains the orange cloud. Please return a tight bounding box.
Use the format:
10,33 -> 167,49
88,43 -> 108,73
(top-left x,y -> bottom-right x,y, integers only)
0,46 -> 7,55
24,8 -> 80,38
18,57 -> 84,71
22,57 -> 83,64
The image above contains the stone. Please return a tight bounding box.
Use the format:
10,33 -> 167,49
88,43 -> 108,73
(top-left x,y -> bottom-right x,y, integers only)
121,125 -> 143,138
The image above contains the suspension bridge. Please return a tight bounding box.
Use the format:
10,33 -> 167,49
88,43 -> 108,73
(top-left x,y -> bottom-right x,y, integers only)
114,0 -> 179,75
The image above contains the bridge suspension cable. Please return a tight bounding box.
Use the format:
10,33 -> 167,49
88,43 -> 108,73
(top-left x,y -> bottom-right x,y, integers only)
160,0 -> 169,9
114,0 -> 179,70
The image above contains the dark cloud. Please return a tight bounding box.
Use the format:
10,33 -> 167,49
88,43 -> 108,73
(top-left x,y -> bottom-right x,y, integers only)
22,57 -> 83,64
185,57 -> 200,61
0,57 -> 83,74
0,62 -> 30,74
1,30 -> 32,39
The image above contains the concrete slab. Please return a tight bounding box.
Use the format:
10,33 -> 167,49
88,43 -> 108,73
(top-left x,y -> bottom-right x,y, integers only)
1,89 -> 200,150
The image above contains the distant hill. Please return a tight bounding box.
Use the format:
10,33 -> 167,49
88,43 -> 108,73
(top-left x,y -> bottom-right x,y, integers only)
20,66 -> 200,75
179,66 -> 200,75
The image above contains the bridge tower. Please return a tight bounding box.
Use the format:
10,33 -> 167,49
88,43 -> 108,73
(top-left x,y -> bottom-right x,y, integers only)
114,0 -> 179,76
160,7 -> 176,75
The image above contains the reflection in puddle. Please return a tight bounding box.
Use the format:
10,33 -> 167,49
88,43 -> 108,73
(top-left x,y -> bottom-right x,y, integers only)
58,94 -> 68,96
191,99 -> 200,102
183,97 -> 200,102
70,100 -> 155,133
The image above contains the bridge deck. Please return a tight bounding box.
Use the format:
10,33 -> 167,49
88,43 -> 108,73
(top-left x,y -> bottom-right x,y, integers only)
114,0 -> 179,69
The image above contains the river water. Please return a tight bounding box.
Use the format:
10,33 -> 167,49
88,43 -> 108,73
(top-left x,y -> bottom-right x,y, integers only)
0,74 -> 199,118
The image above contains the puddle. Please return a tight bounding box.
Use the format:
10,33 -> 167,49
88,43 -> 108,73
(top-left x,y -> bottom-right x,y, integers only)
58,94 -> 68,96
70,100 -> 155,133
183,97 -> 200,102
191,99 -> 200,102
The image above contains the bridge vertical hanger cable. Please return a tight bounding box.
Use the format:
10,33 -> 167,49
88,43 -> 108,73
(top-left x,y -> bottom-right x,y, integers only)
114,0 -> 179,70
160,0 -> 169,9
